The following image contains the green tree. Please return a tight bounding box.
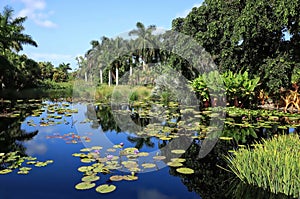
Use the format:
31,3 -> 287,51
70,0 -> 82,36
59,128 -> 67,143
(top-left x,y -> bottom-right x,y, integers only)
172,0 -> 300,95
0,6 -> 37,52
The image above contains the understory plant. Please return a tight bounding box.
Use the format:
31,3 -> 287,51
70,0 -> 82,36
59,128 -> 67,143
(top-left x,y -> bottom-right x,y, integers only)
191,70 -> 260,108
224,134 -> 300,198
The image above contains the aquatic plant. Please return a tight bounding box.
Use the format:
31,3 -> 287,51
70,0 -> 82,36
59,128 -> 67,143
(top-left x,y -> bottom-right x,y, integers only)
224,134 -> 300,198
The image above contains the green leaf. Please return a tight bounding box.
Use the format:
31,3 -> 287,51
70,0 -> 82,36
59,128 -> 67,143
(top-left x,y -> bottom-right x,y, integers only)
95,184 -> 116,194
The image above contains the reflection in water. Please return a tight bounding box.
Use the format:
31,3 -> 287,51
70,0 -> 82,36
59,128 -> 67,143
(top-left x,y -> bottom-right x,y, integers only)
0,95 -> 297,199
0,101 -> 39,155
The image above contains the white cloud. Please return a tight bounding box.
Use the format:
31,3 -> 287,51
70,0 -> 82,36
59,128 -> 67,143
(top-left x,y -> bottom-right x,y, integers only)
175,2 -> 203,18
17,0 -> 57,28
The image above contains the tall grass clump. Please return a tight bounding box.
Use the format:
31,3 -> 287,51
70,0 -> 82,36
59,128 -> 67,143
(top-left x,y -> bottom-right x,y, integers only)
225,134 -> 300,198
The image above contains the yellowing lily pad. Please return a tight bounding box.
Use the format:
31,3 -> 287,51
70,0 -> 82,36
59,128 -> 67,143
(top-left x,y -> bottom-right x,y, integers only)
109,175 -> 124,181
95,184 -> 116,194
123,175 -> 138,181
153,155 -> 166,160
81,158 -> 95,163
78,166 -> 93,172
81,175 -> 100,182
137,152 -> 149,157
176,167 -> 194,174
17,170 -> 29,175
0,169 -> 12,174
141,163 -> 156,169
219,137 -> 233,141
167,161 -> 183,167
75,182 -> 96,190
171,158 -> 186,163
171,149 -> 186,154
80,148 -> 92,152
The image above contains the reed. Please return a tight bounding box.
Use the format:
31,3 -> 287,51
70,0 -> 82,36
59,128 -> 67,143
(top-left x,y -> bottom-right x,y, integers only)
225,134 -> 300,198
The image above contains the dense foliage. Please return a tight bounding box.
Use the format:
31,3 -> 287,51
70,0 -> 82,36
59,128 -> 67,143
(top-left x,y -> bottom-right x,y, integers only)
0,6 -> 72,90
225,134 -> 300,198
172,0 -> 300,97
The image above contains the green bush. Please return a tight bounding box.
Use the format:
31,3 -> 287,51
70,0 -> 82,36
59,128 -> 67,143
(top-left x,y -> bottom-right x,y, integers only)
191,70 -> 260,107
225,134 -> 300,198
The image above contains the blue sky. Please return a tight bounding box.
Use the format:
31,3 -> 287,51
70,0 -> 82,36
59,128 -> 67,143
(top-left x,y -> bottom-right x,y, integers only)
0,0 -> 202,70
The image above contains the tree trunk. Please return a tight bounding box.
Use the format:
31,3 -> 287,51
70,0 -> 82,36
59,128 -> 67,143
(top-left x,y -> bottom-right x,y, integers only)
116,66 -> 119,86
84,72 -> 87,82
130,66 -> 133,76
108,69 -> 111,86
100,69 -> 103,84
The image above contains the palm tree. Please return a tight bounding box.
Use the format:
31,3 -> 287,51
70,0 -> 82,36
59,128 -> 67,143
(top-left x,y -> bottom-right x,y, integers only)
129,22 -> 157,70
0,6 -> 37,52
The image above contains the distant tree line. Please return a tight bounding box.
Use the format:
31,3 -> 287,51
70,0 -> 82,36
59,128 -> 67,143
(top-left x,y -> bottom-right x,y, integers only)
0,6 -> 72,90
78,0 -> 300,101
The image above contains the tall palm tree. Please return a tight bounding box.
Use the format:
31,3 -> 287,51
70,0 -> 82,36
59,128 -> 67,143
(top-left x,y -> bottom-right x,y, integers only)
129,22 -> 157,70
0,6 -> 37,52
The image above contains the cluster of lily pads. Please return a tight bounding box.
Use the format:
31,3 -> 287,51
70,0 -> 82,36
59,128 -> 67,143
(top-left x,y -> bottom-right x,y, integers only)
46,132 -> 92,144
28,102 -> 78,127
72,144 -> 195,194
0,151 -> 53,175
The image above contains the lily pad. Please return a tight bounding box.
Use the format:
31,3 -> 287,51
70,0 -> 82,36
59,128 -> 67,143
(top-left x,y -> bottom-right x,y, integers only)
81,158 -> 95,163
141,163 -> 156,169
75,182 -> 96,190
17,170 -> 29,175
219,137 -> 233,141
95,184 -> 116,194
170,158 -> 186,163
167,161 -> 183,167
176,167 -> 194,174
123,175 -> 138,181
78,166 -> 93,172
80,148 -> 92,152
153,155 -> 166,160
81,175 -> 100,182
0,169 -> 13,174
137,152 -> 149,157
171,149 -> 186,154
109,175 -> 124,181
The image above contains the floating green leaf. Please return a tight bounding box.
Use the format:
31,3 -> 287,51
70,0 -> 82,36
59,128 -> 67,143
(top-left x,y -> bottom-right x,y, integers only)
171,149 -> 186,154
75,182 -> 96,190
81,175 -> 100,182
95,184 -> 116,194
176,167 -> 194,174
167,161 -> 183,167
141,163 -> 156,169
153,155 -> 166,160
0,169 -> 13,174
109,175 -> 123,181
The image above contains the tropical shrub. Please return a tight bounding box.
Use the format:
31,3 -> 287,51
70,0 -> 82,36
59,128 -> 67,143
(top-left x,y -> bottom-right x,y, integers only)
225,134 -> 300,198
222,70 -> 260,107
191,70 -> 260,107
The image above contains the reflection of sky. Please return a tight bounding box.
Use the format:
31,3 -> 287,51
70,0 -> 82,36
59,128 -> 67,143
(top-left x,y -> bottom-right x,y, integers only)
0,102 -> 201,199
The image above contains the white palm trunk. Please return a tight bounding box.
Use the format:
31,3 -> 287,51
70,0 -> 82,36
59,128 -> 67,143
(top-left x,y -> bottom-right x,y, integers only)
100,69 -> 103,84
108,69 -> 111,86
116,66 -> 119,85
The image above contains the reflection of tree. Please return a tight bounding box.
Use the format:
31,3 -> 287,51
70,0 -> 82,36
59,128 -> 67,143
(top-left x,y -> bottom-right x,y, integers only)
168,140 -> 235,199
127,136 -> 155,149
0,106 -> 38,155
86,104 -> 121,132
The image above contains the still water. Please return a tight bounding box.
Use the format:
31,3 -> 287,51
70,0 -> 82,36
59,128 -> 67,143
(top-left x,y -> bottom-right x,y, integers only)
0,92 -> 293,199
0,100 -> 203,199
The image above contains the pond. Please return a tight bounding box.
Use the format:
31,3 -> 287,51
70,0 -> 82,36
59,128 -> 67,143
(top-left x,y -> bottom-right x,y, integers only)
0,90 -> 297,199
